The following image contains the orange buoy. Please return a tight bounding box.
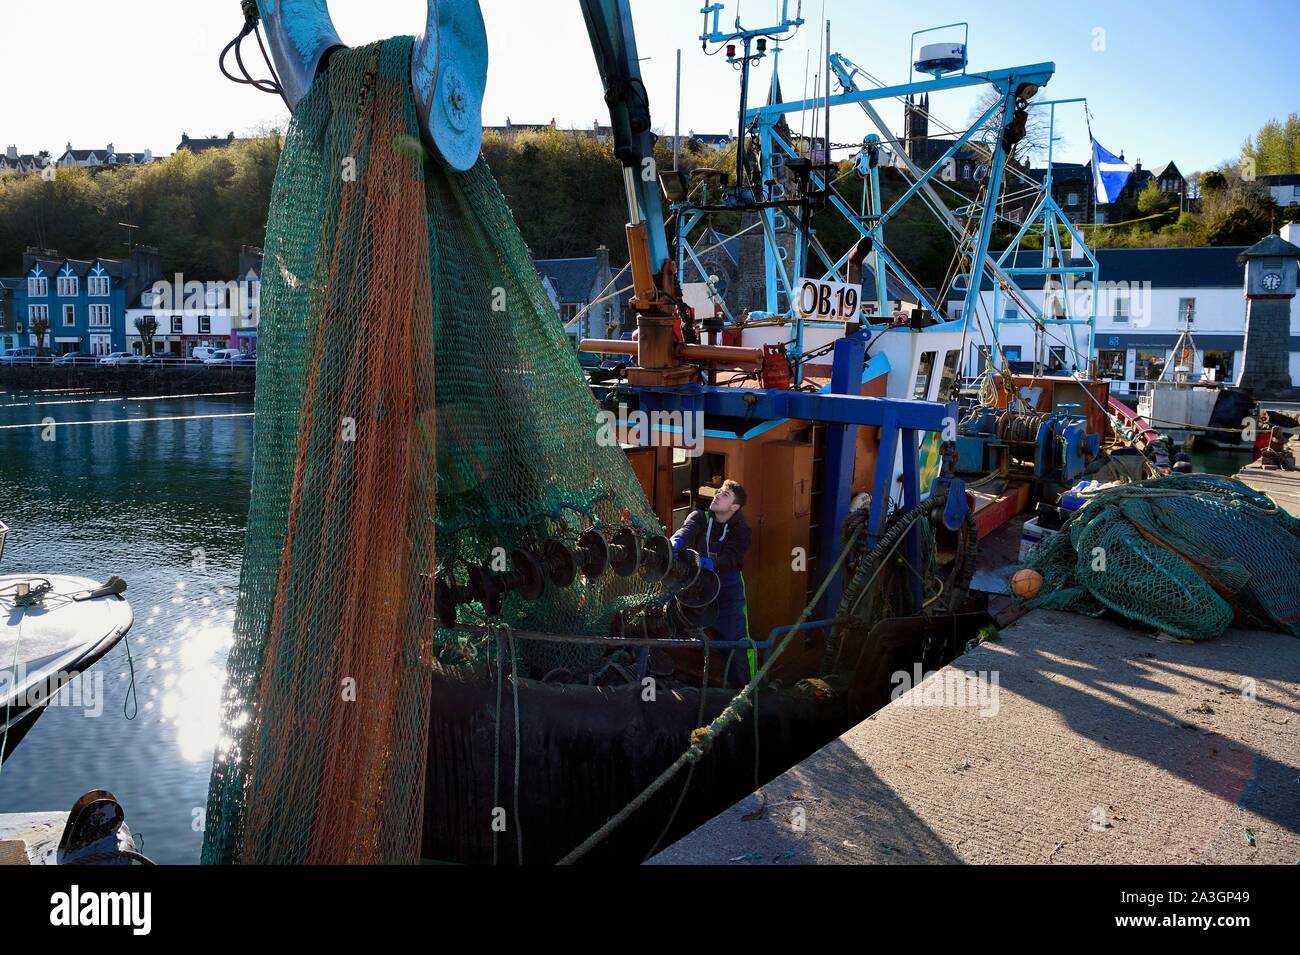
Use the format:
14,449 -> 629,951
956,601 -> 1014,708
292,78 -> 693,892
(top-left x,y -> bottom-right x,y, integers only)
1011,568 -> 1043,600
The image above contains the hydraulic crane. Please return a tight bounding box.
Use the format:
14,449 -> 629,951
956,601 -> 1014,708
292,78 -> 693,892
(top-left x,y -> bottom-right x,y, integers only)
247,0 -> 966,616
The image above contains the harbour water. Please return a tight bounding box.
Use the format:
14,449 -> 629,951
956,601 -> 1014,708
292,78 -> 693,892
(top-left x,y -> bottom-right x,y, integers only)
0,385 -> 253,864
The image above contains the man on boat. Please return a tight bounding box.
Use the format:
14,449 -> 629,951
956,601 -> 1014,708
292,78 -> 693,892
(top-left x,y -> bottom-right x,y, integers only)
671,480 -> 753,690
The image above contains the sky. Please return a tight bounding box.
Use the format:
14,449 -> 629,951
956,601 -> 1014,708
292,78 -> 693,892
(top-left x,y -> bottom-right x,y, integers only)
1,0 -> 1295,175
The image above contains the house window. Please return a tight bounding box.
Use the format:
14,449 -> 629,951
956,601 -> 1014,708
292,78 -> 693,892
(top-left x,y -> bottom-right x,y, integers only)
16,321 -> 24,334
63,304 -> 75,326
28,304 -> 49,323
1066,192 -> 1079,206
1178,298 -> 1195,324
88,275 -> 110,296
89,304 -> 111,326
1096,349 -> 1125,379
1048,346 -> 1067,372
57,275 -> 79,296
1113,291 -> 1130,324
171,315 -> 183,334
1135,350 -> 1166,381
1202,349 -> 1234,383
1003,306 -> 1019,321
198,315 -> 211,334
28,276 -> 48,297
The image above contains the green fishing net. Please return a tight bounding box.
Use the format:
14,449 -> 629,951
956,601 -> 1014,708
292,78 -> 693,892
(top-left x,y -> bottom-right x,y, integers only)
203,37 -> 663,864
1017,474 -> 1300,640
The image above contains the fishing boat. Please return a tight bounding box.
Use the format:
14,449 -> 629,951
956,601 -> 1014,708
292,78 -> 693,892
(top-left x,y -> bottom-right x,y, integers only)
1136,319 -> 1255,449
203,0 -> 1140,866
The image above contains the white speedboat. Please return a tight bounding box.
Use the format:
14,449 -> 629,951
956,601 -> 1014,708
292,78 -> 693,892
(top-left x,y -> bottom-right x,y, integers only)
0,520 -> 134,764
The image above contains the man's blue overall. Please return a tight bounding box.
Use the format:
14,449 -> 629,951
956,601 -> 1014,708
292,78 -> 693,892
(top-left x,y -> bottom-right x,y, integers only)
702,515 -> 752,690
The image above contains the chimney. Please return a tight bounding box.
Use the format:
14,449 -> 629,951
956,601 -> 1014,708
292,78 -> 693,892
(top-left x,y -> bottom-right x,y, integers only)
181,133 -> 189,143
127,245 -> 163,306
595,245 -> 610,276
107,143 -> 114,154
5,145 -> 15,161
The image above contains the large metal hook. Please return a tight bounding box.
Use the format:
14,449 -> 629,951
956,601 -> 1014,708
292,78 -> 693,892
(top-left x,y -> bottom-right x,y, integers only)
254,0 -> 487,171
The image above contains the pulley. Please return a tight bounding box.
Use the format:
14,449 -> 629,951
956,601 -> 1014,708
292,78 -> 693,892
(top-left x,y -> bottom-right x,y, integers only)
253,0 -> 487,170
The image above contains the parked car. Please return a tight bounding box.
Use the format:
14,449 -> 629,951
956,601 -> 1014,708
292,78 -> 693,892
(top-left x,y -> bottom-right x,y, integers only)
0,347 -> 39,365
231,354 -> 257,366
53,351 -> 94,366
98,352 -> 140,366
203,348 -> 243,366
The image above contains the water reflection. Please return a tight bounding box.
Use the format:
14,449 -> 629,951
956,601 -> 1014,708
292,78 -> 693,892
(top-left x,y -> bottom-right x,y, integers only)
0,386 -> 253,863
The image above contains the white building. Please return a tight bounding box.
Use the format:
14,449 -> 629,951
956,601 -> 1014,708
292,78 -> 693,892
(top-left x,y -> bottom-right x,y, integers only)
950,233 -> 1300,397
1260,174 -> 1300,209
124,279 -> 255,356
57,142 -> 153,168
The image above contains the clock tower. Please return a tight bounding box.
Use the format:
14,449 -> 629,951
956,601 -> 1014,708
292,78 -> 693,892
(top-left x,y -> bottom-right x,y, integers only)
1236,233 -> 1300,397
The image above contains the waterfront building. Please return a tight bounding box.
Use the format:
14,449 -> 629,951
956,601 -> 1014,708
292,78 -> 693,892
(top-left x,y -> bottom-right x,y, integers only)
10,247 -> 162,355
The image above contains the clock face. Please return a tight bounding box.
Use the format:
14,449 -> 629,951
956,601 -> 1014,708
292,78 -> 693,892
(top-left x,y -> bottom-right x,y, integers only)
1262,271 -> 1282,291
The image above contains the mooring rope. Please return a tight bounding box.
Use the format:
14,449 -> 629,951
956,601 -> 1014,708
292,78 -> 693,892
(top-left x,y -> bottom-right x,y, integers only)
556,516 -> 870,865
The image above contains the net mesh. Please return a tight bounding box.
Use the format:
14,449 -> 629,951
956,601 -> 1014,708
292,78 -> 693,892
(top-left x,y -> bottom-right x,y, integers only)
1016,474 -> 1300,640
203,37 -> 663,865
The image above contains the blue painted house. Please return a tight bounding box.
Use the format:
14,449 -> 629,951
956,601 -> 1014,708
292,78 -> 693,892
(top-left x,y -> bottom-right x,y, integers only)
12,247 -> 162,356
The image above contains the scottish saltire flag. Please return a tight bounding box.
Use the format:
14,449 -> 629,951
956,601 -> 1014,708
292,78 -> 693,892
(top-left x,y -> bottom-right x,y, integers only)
1090,133 -> 1132,205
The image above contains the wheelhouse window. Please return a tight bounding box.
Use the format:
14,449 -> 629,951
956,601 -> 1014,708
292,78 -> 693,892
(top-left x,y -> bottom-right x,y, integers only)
1178,298 -> 1195,324
937,349 -> 960,400
912,350 -> 938,399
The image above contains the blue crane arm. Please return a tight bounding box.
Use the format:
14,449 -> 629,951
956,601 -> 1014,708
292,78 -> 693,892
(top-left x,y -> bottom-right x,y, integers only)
577,0 -> 671,277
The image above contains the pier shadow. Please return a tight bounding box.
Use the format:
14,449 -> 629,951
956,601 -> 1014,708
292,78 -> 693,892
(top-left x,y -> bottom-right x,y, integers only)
987,614 -> 1300,833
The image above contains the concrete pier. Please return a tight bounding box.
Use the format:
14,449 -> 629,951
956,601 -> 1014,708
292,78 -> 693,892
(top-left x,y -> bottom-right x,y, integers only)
650,610 -> 1300,865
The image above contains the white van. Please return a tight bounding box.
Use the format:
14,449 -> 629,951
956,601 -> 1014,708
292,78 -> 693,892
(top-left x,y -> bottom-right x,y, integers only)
191,346 -> 219,361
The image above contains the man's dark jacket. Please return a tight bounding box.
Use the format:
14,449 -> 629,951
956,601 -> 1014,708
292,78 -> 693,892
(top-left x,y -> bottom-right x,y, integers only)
670,508 -> 752,575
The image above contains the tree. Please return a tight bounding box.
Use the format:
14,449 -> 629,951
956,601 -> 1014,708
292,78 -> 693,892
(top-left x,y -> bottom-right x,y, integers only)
31,315 -> 49,356
967,88 -> 1060,167
1199,170 -> 1227,193
1137,180 -> 1168,215
134,315 -> 158,356
1242,113 -> 1300,176
1204,205 -> 1267,246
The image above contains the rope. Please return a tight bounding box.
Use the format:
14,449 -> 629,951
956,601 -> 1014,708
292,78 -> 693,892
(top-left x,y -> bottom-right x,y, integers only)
556,516 -> 868,865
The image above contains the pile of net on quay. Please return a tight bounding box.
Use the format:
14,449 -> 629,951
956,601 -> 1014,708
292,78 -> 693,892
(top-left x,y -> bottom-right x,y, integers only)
1015,474 -> 1300,640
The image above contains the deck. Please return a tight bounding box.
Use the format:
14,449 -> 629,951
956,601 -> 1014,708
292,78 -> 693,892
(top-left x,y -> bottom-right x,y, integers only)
649,609 -> 1300,865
